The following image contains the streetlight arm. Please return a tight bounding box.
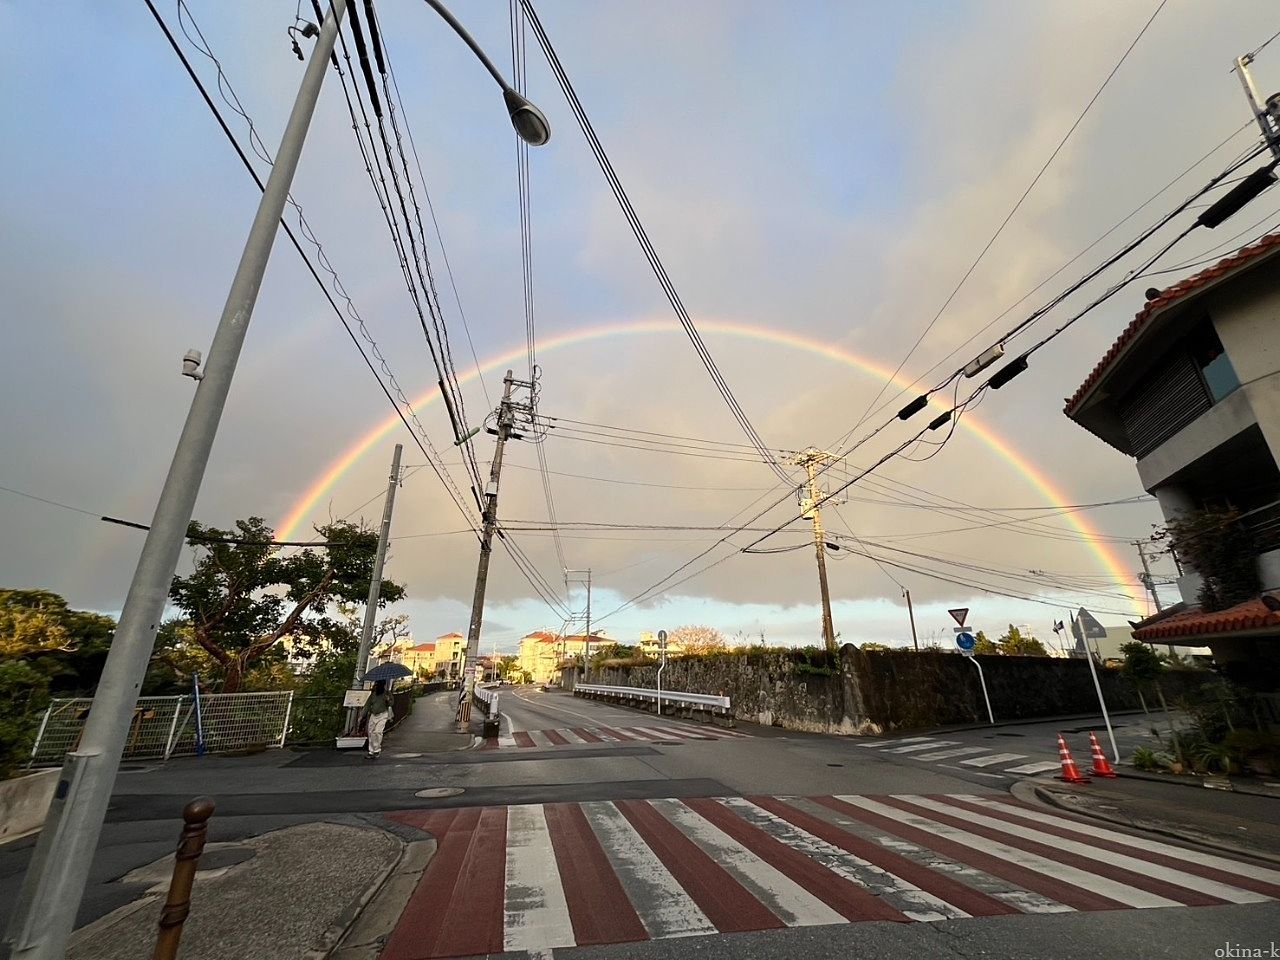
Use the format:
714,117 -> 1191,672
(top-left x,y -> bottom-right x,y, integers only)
423,0 -> 512,91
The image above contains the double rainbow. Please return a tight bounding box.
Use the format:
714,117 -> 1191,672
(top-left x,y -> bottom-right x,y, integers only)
275,319 -> 1145,614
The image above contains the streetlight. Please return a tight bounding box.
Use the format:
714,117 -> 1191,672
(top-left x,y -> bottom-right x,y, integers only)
424,0 -> 552,146
5,3 -> 548,955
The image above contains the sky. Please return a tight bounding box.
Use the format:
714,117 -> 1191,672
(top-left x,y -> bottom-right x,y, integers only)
3,0 -> 1279,653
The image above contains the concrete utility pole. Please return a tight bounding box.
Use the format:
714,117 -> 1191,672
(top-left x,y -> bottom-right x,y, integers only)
458,371 -> 516,729
791,448 -> 838,654
903,587 -> 920,652
565,568 -> 592,665
343,443 -> 402,735
1234,51 -> 1280,161
1134,539 -> 1164,614
2,6 -> 348,956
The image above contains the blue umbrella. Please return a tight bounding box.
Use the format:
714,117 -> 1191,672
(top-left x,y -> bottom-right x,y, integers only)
362,661 -> 413,682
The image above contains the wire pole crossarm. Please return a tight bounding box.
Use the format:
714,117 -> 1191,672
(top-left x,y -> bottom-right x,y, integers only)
3,4 -> 347,955
792,448 -> 838,654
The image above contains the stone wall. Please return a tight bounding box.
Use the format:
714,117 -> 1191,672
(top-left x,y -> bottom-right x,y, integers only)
576,645 -> 1212,734
585,650 -> 845,733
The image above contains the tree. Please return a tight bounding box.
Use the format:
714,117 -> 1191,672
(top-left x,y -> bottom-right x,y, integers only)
860,642 -> 890,652
1164,508 -> 1260,612
167,517 -> 404,693
998,625 -> 1048,657
0,589 -> 116,694
669,625 -> 726,655
972,630 -> 1000,655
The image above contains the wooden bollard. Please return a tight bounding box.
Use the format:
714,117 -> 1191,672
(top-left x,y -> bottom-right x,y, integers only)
153,797 -> 216,960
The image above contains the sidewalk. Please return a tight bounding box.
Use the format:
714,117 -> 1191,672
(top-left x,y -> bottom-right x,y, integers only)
67,821 -> 404,960
383,691 -> 474,755
1023,771 -> 1280,862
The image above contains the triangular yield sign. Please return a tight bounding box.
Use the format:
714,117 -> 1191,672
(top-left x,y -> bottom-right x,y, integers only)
947,607 -> 969,627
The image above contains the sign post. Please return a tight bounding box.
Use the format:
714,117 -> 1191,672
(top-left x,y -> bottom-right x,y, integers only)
656,629 -> 668,718
1068,611 -> 1119,763
955,626 -> 993,725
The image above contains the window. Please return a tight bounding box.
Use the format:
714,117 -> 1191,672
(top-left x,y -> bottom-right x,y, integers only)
1189,319 -> 1240,402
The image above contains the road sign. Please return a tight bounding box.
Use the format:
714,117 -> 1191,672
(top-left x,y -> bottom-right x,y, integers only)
1076,608 -> 1108,640
955,630 -> 976,657
948,608 -> 969,627
657,629 -> 667,648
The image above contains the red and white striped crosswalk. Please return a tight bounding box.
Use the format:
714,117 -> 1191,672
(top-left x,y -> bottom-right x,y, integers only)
382,793 -> 1278,958
482,723 -> 751,750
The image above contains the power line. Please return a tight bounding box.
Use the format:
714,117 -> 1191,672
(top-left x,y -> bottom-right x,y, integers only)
521,0 -> 794,486
845,0 -> 1169,444
149,0 -> 479,536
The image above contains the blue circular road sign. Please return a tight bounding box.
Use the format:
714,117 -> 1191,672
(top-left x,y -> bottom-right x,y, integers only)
955,632 -> 976,651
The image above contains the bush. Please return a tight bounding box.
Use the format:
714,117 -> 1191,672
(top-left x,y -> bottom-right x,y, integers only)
0,660 -> 51,779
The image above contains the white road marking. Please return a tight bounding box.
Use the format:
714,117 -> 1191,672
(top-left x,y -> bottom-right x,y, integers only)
883,741 -> 959,754
557,728 -> 588,745
959,753 -> 1026,767
834,795 -> 1178,909
911,746 -> 990,761
528,730 -> 555,748
857,737 -> 931,748
498,713 -> 517,748
504,804 -> 575,952
1002,761 -> 1061,775
653,799 -> 845,927
720,798 -> 968,921
956,795 -> 1280,885
631,727 -> 681,741
580,801 -> 716,939
900,796 -> 1267,905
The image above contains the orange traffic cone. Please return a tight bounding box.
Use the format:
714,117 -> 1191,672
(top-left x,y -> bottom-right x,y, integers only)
1056,733 -> 1091,783
1088,731 -> 1117,778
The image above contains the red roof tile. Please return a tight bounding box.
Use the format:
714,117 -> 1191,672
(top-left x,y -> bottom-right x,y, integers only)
1133,595 -> 1280,641
1064,230 -> 1280,415
408,643 -> 436,652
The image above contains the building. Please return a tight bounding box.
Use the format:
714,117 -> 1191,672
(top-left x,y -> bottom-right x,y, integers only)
517,631 -> 595,683
399,642 -> 436,678
432,633 -> 465,678
637,630 -> 685,657
1064,231 -> 1280,686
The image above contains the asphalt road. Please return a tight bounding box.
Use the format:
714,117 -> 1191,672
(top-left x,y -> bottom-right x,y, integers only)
3,689 -> 1277,960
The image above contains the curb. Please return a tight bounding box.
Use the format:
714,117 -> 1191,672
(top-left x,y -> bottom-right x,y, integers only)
918,708 -> 1150,737
1024,780 -> 1280,867
320,837 -> 437,959
1116,767 -> 1280,800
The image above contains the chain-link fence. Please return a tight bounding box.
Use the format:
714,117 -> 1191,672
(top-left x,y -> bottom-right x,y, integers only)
30,691 -> 295,765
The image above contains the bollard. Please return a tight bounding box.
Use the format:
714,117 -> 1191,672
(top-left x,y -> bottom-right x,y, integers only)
153,796 -> 216,960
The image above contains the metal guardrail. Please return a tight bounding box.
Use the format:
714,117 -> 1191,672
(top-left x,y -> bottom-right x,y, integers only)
574,683 -> 730,710
474,685 -> 499,713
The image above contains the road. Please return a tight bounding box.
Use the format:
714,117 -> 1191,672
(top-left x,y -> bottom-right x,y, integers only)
2,689 -> 1276,959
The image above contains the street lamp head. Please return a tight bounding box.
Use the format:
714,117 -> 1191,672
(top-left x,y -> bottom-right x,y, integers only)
503,88 -> 552,146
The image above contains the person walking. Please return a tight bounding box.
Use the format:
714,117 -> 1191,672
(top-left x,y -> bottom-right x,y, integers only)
363,680 -> 393,760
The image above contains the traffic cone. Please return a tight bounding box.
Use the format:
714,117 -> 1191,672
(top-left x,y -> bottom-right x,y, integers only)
1056,733 -> 1091,783
1088,731 -> 1117,778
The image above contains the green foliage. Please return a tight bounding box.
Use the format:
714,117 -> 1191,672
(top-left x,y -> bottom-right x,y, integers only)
859,642 -> 890,652
168,517 -> 404,692
1119,641 -> 1163,686
0,660 -> 50,779
997,625 -> 1049,657
1165,508 -> 1260,612
791,646 -> 838,677
0,589 -> 116,694
1130,746 -> 1160,771
972,630 -> 1000,655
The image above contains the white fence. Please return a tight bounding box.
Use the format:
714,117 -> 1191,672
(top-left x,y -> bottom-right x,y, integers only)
30,691 -> 295,764
573,683 -> 731,710
474,685 -> 499,715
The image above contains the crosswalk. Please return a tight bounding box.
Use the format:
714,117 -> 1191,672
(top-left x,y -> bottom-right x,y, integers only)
857,736 -> 1062,777
382,793 -> 1279,959
481,723 -> 751,750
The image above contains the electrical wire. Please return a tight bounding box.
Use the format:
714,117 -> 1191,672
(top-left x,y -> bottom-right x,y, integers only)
845,0 -> 1169,442
521,0 -> 794,486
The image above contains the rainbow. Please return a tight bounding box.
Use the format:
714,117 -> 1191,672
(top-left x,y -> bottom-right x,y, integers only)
276,319 -> 1146,613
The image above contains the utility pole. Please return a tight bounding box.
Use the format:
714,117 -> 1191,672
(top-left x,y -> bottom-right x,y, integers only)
903,587 -> 920,652
343,443 -> 402,735
458,371 -> 516,730
565,568 -> 592,666
3,6 -> 347,956
1134,539 -> 1164,614
1234,51 -> 1280,161
791,448 -> 838,654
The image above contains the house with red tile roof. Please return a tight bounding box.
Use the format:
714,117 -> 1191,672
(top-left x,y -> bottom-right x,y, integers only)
1064,230 -> 1280,686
